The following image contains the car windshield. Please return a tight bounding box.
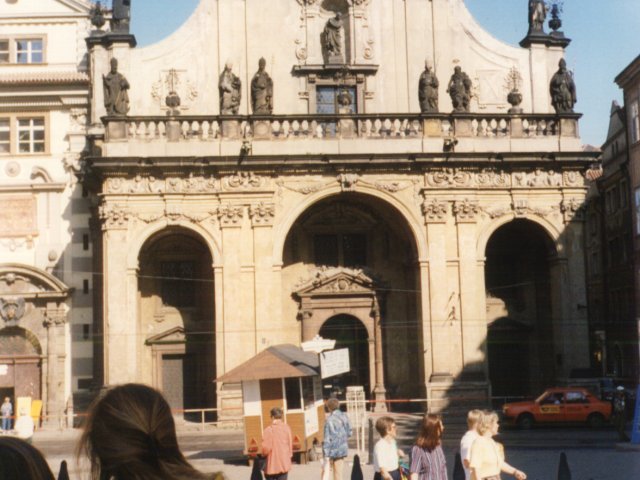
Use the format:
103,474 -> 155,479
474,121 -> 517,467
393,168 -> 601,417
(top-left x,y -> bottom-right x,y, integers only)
536,391 -> 563,404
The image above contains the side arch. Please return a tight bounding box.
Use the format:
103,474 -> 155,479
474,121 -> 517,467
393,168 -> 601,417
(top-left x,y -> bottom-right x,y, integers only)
272,185 -> 427,264
127,219 -> 222,270
476,213 -> 562,259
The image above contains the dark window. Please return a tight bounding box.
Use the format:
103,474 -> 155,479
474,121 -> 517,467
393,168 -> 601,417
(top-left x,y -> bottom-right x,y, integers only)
83,279 -> 89,294
343,234 -> 366,267
284,377 -> 302,410
77,378 -> 93,390
83,234 -> 89,251
82,324 -> 90,340
314,234 -> 339,266
161,261 -> 195,308
314,234 -> 367,267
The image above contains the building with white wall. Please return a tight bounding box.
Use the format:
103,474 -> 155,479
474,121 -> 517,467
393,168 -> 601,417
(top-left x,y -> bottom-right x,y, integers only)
83,0 -> 598,419
0,0 -> 92,423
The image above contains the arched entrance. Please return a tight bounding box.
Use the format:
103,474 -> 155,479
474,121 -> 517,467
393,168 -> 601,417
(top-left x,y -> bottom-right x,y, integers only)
484,219 -> 556,397
0,327 -> 42,402
284,193 -> 424,404
138,229 -> 215,419
319,314 -> 370,397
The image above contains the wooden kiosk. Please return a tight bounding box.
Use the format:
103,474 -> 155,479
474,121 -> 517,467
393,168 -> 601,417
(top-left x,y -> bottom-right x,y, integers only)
216,344 -> 326,462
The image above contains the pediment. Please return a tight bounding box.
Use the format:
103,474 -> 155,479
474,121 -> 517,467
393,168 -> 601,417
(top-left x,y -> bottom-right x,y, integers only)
145,326 -> 186,345
0,264 -> 70,299
294,267 -> 378,297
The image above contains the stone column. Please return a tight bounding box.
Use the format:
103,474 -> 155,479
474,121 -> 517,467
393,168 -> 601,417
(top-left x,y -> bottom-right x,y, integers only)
249,202 -> 276,349
99,203 -> 136,385
44,303 -> 67,427
421,198 -> 452,377
453,200 -> 484,376
371,297 -> 387,412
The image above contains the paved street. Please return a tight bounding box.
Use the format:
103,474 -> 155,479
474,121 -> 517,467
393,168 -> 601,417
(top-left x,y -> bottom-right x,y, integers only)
32,419 -> 639,480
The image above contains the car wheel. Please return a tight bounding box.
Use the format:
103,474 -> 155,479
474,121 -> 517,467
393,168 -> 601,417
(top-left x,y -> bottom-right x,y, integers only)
517,413 -> 534,430
587,413 -> 605,428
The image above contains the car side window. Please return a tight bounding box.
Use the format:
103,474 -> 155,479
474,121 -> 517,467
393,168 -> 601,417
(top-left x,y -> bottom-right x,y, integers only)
566,391 -> 587,404
541,393 -> 563,405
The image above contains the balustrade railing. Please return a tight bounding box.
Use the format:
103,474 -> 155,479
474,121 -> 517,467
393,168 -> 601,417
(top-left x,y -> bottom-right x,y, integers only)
105,113 -> 579,142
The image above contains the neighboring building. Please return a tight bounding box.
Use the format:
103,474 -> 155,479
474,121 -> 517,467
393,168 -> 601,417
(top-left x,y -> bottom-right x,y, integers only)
0,0 -> 92,423
84,0 -> 597,418
614,54 -> 640,382
584,102 -> 634,378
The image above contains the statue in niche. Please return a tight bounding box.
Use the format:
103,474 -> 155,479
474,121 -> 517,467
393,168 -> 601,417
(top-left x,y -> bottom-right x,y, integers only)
550,59 -> 576,113
418,60 -> 439,113
528,0 -> 548,34
103,58 -> 130,116
250,58 -> 273,114
110,0 -> 131,34
322,13 -> 344,64
446,66 -> 472,113
219,61 -> 242,115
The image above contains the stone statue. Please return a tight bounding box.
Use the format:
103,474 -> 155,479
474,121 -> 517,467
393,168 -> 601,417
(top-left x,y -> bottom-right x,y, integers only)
219,61 -> 242,115
103,58 -> 130,116
446,66 -> 472,113
418,60 -> 439,113
322,13 -> 344,63
550,59 -> 576,113
111,0 -> 131,34
528,0 -> 548,33
250,58 -> 273,114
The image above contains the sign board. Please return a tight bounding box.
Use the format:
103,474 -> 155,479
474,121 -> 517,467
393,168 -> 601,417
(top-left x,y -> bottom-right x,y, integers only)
302,336 -> 336,354
320,348 -> 350,379
304,404 -> 319,438
631,385 -> 640,445
0,365 -> 8,376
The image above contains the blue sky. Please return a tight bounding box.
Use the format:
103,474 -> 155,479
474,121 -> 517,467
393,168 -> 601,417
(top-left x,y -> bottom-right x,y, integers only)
130,0 -> 640,147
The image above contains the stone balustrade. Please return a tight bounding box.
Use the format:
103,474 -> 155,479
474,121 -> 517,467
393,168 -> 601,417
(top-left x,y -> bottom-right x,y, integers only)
101,113 -> 582,156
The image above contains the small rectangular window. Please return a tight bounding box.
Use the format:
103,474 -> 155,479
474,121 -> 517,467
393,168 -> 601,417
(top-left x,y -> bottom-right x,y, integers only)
16,38 -> 43,64
82,324 -> 90,340
0,40 -> 8,64
83,234 -> 90,251
284,377 -> 302,410
83,279 -> 89,294
0,119 -> 9,154
17,117 -> 45,153
631,101 -> 640,144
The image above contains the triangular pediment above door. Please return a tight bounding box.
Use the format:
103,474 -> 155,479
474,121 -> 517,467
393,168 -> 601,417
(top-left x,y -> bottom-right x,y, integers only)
145,326 -> 186,345
293,267 -> 380,297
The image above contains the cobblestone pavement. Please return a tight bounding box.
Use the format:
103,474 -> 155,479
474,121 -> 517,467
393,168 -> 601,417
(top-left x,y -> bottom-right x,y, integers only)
33,424 -> 639,480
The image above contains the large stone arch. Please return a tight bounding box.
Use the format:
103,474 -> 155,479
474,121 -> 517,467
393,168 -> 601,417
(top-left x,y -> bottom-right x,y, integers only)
136,226 -> 217,419
0,263 -> 70,423
127,219 -> 222,270
272,185 -> 427,265
483,218 -> 562,396
476,213 -> 561,260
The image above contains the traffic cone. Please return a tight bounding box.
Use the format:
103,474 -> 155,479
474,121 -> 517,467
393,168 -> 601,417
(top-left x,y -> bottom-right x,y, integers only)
557,451 -> 571,480
452,452 -> 465,480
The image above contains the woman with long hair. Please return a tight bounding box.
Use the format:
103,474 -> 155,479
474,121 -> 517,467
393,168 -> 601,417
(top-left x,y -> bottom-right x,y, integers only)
409,414 -> 447,480
468,411 -> 526,480
77,383 -> 224,480
0,436 -> 55,480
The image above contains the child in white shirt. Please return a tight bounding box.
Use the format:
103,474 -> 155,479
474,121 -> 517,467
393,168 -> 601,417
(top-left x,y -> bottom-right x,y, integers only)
373,416 -> 405,480
459,409 -> 482,480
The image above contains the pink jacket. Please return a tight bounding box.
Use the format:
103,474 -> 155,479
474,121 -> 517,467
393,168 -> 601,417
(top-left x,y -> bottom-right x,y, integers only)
262,420 -> 293,475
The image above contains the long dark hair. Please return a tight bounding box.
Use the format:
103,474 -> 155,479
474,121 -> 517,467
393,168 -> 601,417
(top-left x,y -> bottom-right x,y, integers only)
415,414 -> 443,451
0,436 -> 55,480
77,383 -> 213,480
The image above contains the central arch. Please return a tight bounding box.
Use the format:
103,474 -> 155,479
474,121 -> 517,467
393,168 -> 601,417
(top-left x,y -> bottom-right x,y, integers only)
283,192 -> 425,405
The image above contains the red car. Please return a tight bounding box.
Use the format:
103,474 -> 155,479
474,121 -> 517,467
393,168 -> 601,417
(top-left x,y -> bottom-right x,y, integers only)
501,387 -> 612,429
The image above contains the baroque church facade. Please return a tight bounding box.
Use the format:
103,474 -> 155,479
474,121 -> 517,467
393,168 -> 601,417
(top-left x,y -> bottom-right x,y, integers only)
1,0 -> 598,422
